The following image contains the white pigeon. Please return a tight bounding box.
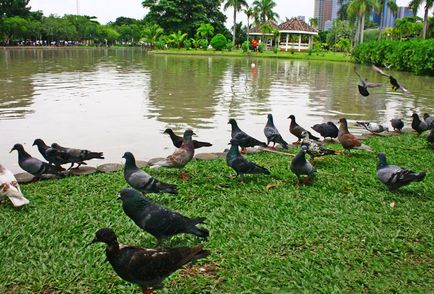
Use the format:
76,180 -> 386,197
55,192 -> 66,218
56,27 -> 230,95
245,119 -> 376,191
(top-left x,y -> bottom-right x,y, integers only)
0,164 -> 29,207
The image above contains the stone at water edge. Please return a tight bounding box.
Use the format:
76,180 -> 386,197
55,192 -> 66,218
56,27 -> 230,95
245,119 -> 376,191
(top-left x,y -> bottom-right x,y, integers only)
97,163 -> 123,173
14,172 -> 34,184
194,153 -> 219,161
71,166 -> 97,176
135,160 -> 148,168
147,158 -> 166,166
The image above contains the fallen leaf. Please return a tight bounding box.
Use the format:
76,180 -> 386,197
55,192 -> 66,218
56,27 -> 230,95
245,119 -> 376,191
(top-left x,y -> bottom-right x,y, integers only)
266,184 -> 281,190
390,201 -> 396,208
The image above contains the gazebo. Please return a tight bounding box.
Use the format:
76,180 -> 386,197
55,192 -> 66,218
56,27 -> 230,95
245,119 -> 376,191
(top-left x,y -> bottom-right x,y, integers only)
277,18 -> 317,52
247,20 -> 279,49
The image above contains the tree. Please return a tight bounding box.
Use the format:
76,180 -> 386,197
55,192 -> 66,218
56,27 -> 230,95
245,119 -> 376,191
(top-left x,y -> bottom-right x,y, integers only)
0,0 -> 31,18
252,0 -> 279,24
377,0 -> 398,40
142,23 -> 164,47
196,23 -> 214,41
95,25 -> 120,45
347,0 -> 380,44
244,7 -> 254,40
167,30 -> 187,48
0,16 -> 28,44
326,19 -> 352,49
392,16 -> 423,40
223,0 -> 248,45
309,17 -> 318,28
409,0 -> 433,39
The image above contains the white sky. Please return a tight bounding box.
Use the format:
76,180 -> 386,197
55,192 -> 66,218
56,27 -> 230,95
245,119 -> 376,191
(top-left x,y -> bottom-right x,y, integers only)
29,0 -> 424,27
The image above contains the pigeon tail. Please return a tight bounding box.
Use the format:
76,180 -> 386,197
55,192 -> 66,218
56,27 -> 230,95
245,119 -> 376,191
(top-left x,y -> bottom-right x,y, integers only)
83,151 -> 104,160
150,160 -> 172,169
188,225 -> 209,238
155,181 -> 178,195
252,165 -> 271,175
194,141 -> 212,148
6,189 -> 29,207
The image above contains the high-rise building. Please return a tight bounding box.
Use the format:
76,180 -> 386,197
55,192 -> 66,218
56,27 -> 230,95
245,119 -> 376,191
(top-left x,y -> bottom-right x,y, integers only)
313,0 -> 343,30
397,7 -> 414,19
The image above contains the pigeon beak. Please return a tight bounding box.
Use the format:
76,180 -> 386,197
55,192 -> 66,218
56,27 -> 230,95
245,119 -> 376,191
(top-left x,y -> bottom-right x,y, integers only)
9,148 -> 14,153
192,132 -> 197,136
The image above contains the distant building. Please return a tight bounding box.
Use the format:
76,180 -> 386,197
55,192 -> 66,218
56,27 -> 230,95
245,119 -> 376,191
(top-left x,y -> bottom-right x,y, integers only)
313,0 -> 343,30
397,7 -> 414,19
370,0 -> 414,29
297,16 -> 305,22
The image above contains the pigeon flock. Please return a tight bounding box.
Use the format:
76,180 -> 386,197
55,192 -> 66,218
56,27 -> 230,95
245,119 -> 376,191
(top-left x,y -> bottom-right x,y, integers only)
2,69 -> 432,293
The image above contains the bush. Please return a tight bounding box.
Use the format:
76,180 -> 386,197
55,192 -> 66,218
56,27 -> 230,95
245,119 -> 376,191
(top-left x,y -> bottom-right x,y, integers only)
258,43 -> 266,53
273,46 -> 279,54
352,39 -> 434,75
199,39 -> 208,50
210,34 -> 227,51
241,41 -> 250,53
226,42 -> 234,51
154,39 -> 166,50
183,39 -> 192,49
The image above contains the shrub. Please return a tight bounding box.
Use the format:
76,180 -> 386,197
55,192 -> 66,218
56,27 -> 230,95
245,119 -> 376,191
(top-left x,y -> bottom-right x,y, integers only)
154,39 -> 166,50
210,34 -> 227,51
273,46 -> 279,54
226,42 -> 234,51
241,41 -> 250,53
258,43 -> 266,53
183,39 -> 192,49
199,39 -> 208,50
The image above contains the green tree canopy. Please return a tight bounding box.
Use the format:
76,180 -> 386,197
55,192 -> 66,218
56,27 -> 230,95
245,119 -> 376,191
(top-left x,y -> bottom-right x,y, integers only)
0,0 -> 31,18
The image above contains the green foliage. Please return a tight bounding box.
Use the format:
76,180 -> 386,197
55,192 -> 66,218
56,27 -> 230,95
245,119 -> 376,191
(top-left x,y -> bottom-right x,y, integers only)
167,30 -> 188,48
0,0 -> 31,18
258,42 -> 266,52
335,37 -> 351,53
0,16 -> 29,44
199,38 -> 208,50
392,17 -> 423,40
183,39 -> 192,49
241,40 -> 250,52
363,28 -> 380,42
196,23 -> 214,41
142,23 -> 164,47
154,39 -> 166,49
225,42 -> 234,51
190,38 -> 201,49
272,45 -> 278,53
326,19 -> 352,50
352,39 -> 434,75
210,33 -> 227,51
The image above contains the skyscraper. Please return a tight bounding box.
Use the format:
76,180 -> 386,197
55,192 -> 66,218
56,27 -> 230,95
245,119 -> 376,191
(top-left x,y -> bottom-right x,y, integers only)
313,0 -> 342,30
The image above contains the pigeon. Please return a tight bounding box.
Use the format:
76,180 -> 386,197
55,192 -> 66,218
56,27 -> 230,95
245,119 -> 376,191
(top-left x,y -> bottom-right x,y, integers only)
51,143 -> 104,169
228,119 -> 267,151
354,66 -> 382,96
411,113 -> 428,135
288,115 -> 320,143
377,153 -> 426,191
226,139 -> 270,179
300,131 -> 335,159
123,152 -> 177,195
32,138 -> 69,167
290,145 -> 316,184
311,122 -> 339,140
88,228 -> 209,294
150,130 -> 195,176
263,114 -> 288,149
163,128 -> 212,149
356,121 -> 389,135
427,129 -> 434,147
423,113 -> 434,129
10,144 -> 64,180
337,118 -> 372,153
390,118 -> 404,132
371,65 -> 410,93
0,164 -> 29,207
117,188 -> 208,243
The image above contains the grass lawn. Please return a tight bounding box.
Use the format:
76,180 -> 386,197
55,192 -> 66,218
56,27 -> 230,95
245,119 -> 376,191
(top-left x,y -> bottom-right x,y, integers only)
0,133 -> 432,293
150,49 -> 352,63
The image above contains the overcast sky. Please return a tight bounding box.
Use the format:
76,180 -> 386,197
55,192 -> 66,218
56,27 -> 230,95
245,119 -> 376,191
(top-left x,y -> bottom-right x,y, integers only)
29,0 -> 423,27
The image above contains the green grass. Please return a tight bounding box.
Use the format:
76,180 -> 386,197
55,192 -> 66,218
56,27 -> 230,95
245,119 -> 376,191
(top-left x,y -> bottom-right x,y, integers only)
151,49 -> 352,63
0,134 -> 432,293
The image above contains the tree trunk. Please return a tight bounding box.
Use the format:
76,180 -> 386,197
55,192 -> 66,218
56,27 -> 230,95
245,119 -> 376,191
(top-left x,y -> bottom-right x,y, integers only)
233,8 -> 237,45
378,5 -> 384,40
360,14 -> 365,44
354,17 -> 360,45
422,6 -> 428,39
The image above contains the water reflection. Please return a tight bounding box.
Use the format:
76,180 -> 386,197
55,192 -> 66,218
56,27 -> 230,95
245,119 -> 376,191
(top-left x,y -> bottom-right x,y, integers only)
0,48 -> 432,172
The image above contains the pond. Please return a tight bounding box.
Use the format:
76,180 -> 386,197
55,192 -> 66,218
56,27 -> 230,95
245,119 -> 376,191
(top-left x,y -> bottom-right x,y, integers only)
1,48 -> 433,172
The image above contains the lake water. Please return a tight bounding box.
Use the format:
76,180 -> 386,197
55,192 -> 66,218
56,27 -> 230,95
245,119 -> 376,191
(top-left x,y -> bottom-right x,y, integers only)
1,48 -> 433,172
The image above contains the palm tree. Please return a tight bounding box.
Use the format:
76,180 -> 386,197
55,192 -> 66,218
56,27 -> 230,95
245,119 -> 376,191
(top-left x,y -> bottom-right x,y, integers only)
168,31 -> 187,48
244,7 -> 255,41
224,0 -> 249,45
347,0 -> 380,44
377,0 -> 398,40
142,23 -> 164,48
252,0 -> 279,24
196,23 -> 214,42
409,0 -> 433,39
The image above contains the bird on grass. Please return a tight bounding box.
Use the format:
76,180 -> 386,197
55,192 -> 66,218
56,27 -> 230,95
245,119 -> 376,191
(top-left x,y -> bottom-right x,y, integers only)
88,228 -> 209,294
123,152 -> 177,195
226,139 -> 270,180
163,128 -> 212,149
311,122 -> 339,140
390,118 -> 404,132
300,131 -> 335,160
118,188 -> 208,244
0,164 -> 29,207
228,119 -> 267,152
151,129 -> 196,179
371,65 -> 410,93
337,118 -> 372,154
423,113 -> 434,129
290,145 -> 316,185
32,138 -> 69,168
51,142 -> 104,169
10,144 -> 64,181
376,153 -> 426,191
288,115 -> 320,143
264,114 -> 288,149
427,129 -> 434,148
354,66 -> 382,96
411,113 -> 428,135
356,121 -> 388,135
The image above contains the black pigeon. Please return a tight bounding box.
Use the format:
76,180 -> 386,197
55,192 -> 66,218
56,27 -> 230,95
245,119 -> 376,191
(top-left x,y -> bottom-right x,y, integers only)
88,228 -> 209,294
290,145 -> 316,184
118,188 -> 209,243
372,65 -> 410,93
123,152 -> 177,195
51,142 -> 104,169
411,113 -> 428,135
390,118 -> 404,132
228,119 -> 267,150
311,122 -> 338,140
10,144 -> 64,180
32,138 -> 69,167
423,113 -> 434,129
377,153 -> 426,191
163,128 -> 212,149
264,114 -> 288,149
226,139 -> 270,179
288,115 -> 320,142
354,66 -> 382,96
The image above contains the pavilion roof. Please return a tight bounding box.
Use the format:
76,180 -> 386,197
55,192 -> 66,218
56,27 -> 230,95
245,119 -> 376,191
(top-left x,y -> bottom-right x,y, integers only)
248,20 -> 279,35
278,17 -> 317,33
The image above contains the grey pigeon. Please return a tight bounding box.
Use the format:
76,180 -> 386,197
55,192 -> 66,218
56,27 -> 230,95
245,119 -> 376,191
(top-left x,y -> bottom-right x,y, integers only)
51,142 -> 104,169
33,138 -> 69,167
88,228 -> 209,293
311,122 -> 338,140
226,139 -> 270,180
10,144 -> 64,180
228,119 -> 267,151
290,145 -> 316,184
423,113 -> 434,129
356,121 -> 389,134
123,152 -> 177,195
377,153 -> 426,191
300,131 -> 335,159
288,115 -> 320,142
117,188 -> 209,243
390,119 -> 404,132
163,128 -> 212,149
411,113 -> 428,135
0,163 -> 29,207
354,66 -> 382,96
264,114 -> 288,149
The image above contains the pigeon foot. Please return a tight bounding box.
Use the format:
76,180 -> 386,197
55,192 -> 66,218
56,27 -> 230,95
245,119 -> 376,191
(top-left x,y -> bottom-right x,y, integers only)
143,288 -> 156,294
180,171 -> 189,181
